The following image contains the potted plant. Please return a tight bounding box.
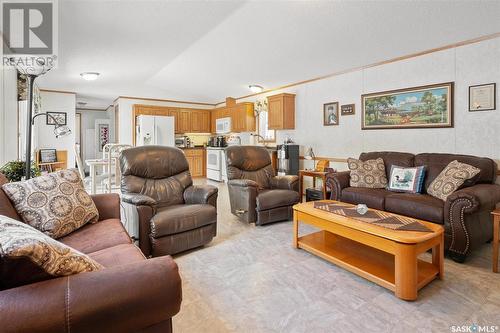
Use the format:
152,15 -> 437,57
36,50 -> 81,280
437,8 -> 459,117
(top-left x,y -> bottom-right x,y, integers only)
0,161 -> 41,182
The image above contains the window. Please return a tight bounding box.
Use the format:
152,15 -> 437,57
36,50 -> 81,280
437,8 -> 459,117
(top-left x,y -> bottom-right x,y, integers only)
255,99 -> 275,143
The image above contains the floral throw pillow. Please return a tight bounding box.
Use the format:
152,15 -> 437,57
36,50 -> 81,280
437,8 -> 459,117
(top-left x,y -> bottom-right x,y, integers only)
347,158 -> 388,189
2,169 -> 99,239
0,215 -> 102,288
427,160 -> 481,201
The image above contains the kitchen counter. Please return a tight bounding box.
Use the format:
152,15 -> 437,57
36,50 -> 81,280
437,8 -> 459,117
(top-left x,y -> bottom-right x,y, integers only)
180,146 -> 206,150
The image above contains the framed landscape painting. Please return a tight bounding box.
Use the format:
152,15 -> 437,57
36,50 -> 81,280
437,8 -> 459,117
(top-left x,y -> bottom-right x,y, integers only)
361,82 -> 453,129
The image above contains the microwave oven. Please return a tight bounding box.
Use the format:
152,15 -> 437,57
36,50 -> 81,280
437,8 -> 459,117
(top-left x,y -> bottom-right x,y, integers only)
175,136 -> 190,147
216,117 -> 231,134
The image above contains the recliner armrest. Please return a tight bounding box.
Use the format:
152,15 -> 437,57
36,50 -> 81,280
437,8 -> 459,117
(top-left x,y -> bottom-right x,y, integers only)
270,175 -> 299,191
184,185 -> 218,207
0,256 -> 182,333
91,193 -> 121,220
121,193 -> 157,207
228,179 -> 259,188
326,171 -> 350,200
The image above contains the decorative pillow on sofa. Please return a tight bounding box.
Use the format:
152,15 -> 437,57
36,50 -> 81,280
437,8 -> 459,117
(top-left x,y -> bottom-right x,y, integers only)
0,215 -> 102,289
347,158 -> 388,189
1,169 -> 98,239
427,160 -> 481,201
387,165 -> 426,193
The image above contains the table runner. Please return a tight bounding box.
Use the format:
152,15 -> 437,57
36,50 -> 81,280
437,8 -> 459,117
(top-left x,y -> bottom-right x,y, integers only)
313,201 -> 432,232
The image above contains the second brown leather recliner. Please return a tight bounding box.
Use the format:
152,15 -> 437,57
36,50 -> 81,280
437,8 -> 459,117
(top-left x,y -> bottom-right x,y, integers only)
225,146 -> 300,225
120,146 -> 218,257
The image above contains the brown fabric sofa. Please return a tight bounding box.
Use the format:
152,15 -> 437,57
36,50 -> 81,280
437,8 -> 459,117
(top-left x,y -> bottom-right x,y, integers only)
226,146 -> 300,225
120,146 -> 218,257
326,152 -> 500,262
0,174 -> 182,333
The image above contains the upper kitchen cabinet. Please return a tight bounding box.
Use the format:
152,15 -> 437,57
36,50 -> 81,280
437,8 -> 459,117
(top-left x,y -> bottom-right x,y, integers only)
211,102 -> 255,133
231,103 -> 255,133
267,93 -> 295,130
190,109 -> 211,133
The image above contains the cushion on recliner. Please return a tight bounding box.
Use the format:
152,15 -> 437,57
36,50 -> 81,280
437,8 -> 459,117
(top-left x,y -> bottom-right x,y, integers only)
340,187 -> 393,210
385,193 -> 444,224
256,189 -> 299,211
150,204 -> 216,238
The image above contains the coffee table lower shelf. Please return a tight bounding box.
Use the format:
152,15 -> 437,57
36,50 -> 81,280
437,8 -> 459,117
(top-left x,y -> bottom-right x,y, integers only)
298,231 -> 440,295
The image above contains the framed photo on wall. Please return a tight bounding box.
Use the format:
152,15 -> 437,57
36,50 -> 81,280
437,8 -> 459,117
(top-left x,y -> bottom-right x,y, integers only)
361,82 -> 453,129
469,83 -> 496,111
323,102 -> 339,126
341,104 -> 355,116
46,112 -> 67,125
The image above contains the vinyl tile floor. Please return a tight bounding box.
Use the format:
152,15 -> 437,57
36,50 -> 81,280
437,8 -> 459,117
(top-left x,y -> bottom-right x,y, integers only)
166,180 -> 499,333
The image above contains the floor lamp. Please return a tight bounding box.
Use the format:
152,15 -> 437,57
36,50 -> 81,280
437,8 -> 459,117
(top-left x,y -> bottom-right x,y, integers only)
15,58 -> 53,179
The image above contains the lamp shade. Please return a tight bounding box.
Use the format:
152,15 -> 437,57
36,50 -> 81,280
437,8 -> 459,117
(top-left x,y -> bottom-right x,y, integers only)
304,147 -> 315,160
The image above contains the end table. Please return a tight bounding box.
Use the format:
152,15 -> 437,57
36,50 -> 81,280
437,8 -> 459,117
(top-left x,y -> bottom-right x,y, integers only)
298,170 -> 328,203
492,209 -> 500,273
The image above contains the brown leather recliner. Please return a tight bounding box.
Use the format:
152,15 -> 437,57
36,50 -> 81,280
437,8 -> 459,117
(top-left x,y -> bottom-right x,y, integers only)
0,174 -> 182,333
226,146 -> 300,225
120,146 -> 218,257
326,151 -> 500,262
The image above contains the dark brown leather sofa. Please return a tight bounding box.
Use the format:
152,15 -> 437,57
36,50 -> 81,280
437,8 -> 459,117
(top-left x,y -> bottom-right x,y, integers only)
120,146 -> 218,257
226,146 -> 300,225
0,174 -> 182,333
326,152 -> 500,262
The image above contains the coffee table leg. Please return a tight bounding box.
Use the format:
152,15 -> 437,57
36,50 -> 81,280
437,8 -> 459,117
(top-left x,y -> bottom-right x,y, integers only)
494,216 -> 499,273
432,233 -> 444,279
293,211 -> 298,248
395,243 -> 418,301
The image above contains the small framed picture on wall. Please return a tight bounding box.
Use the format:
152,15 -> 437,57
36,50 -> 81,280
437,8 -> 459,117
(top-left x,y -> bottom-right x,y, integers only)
469,83 -> 496,111
46,112 -> 67,125
323,102 -> 339,126
341,104 -> 355,116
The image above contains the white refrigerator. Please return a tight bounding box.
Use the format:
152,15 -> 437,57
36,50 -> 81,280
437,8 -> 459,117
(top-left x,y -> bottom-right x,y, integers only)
136,115 -> 175,146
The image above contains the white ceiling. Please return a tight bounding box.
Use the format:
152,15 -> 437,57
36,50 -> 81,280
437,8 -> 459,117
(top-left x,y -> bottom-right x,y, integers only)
37,0 -> 500,109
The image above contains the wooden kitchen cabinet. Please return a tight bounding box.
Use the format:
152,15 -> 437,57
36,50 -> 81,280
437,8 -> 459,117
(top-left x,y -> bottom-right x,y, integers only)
191,110 -> 211,133
183,148 -> 205,177
211,103 -> 255,133
267,93 -> 295,130
178,110 -> 191,133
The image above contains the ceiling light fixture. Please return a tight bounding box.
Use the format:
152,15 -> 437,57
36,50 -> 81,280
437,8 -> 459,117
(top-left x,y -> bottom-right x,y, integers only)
80,72 -> 100,81
249,85 -> 264,93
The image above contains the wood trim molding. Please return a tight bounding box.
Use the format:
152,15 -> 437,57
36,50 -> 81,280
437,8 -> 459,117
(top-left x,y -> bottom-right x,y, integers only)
214,32 -> 500,106
116,95 -> 216,107
39,88 -> 77,95
299,156 -> 348,163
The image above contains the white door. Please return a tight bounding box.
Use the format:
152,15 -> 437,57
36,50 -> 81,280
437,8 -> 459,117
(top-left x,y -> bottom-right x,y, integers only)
154,116 -> 175,146
137,115 -> 154,146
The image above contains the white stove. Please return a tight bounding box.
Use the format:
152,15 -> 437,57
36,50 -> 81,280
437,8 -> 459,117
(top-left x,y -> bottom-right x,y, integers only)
206,147 -> 227,182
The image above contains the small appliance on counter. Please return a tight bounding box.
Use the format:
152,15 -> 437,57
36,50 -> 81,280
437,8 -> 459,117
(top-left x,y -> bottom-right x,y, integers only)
175,136 -> 190,148
277,143 -> 299,176
216,136 -> 227,147
226,135 -> 241,146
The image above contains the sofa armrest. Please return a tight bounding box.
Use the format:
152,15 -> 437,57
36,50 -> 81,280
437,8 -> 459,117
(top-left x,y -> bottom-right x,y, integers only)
184,185 -> 218,207
228,179 -> 259,188
0,256 -> 182,333
444,183 -> 500,256
270,175 -> 299,191
91,193 -> 121,221
121,193 -> 157,207
325,171 -> 350,200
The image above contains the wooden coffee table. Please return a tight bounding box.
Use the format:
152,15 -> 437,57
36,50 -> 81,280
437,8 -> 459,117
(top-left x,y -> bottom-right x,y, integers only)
293,201 -> 444,301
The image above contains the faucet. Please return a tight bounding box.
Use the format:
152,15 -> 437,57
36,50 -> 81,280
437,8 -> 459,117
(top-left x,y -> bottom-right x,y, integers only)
251,133 -> 268,148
